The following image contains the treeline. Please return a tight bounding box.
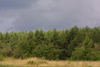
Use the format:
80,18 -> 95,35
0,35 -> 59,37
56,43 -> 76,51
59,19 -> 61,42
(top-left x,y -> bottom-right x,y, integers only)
0,26 -> 100,60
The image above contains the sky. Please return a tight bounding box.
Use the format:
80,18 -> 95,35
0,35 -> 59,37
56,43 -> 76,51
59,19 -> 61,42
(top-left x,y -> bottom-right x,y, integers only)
0,0 -> 100,32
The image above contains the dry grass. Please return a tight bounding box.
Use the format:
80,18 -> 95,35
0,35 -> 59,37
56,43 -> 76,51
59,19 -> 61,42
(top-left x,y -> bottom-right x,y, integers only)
0,57 -> 100,67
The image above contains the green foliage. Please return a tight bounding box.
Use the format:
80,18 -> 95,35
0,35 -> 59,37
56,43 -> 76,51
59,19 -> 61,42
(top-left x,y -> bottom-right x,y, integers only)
33,43 -> 59,60
0,26 -> 100,60
51,28 -> 60,47
58,49 -> 68,60
71,36 -> 100,60
27,61 -> 36,65
14,40 -> 31,58
0,54 -> 4,61
45,29 -> 53,45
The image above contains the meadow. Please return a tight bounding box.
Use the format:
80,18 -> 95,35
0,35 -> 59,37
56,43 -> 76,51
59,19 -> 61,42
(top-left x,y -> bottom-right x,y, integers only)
0,57 -> 100,67
0,26 -> 100,67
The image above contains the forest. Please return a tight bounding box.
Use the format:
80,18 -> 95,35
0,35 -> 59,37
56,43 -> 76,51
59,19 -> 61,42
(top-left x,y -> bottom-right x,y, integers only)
0,26 -> 100,61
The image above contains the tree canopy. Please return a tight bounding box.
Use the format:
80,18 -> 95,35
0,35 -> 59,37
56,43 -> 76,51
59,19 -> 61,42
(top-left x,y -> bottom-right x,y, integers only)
0,26 -> 100,60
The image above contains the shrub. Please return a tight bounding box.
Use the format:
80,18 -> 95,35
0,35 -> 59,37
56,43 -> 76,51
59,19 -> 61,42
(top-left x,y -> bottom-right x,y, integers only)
27,61 -> 36,65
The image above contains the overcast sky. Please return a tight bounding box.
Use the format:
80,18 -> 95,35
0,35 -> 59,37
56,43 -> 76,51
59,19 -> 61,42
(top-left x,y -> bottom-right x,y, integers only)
0,0 -> 100,32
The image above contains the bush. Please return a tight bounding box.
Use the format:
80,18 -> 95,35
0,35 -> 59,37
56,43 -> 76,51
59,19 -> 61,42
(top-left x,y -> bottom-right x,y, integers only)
27,61 -> 36,65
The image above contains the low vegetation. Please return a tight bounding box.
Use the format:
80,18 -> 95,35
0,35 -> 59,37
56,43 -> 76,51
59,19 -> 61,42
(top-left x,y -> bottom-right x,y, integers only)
0,57 -> 100,67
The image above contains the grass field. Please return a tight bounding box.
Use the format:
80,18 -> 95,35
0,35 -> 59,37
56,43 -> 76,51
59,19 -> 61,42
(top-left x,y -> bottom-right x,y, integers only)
0,57 -> 100,67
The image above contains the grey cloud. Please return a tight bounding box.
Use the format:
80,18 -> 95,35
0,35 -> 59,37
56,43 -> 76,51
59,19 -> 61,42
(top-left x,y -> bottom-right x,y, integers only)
1,0 -> 100,32
0,0 -> 36,9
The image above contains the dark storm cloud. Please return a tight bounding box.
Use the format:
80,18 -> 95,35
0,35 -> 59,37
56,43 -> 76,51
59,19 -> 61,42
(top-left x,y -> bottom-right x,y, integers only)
0,0 -> 100,32
0,0 -> 37,32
